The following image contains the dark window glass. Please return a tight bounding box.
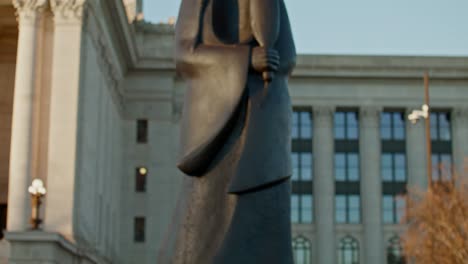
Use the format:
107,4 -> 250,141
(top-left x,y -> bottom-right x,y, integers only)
431,153 -> 452,181
381,112 -> 405,140
387,236 -> 406,264
137,119 -> 148,143
291,151 -> 313,223
134,217 -> 145,242
335,153 -> 359,182
0,204 -> 6,240
291,193 -> 313,224
292,110 -> 312,139
338,236 -> 360,264
292,152 -> 313,181
336,195 -> 361,223
383,195 -> 406,224
381,153 -> 406,182
135,167 -> 147,192
430,112 -> 451,141
335,111 -> 359,140
291,108 -> 313,224
292,236 -> 311,264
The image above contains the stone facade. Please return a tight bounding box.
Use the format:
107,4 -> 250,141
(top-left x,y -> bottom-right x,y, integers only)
0,0 -> 467,263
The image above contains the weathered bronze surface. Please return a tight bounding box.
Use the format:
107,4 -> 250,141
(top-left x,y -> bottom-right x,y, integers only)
158,0 -> 296,262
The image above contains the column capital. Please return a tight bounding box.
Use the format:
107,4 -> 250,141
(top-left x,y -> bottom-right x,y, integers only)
12,0 -> 48,24
452,107 -> 468,126
313,105 -> 334,125
50,0 -> 86,24
359,106 -> 382,120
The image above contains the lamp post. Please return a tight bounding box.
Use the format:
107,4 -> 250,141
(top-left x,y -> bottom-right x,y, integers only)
28,179 -> 46,230
408,72 -> 432,186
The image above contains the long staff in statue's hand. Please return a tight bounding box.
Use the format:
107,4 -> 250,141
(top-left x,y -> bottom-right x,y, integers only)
250,0 -> 280,104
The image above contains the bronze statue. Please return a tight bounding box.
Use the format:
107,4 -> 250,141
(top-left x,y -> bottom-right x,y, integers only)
158,0 -> 296,262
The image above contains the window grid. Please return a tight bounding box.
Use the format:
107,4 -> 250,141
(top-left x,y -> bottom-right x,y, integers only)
292,110 -> 313,139
338,236 -> 360,264
336,195 -> 361,224
291,108 -> 313,224
335,152 -> 359,182
292,236 -> 311,264
381,112 -> 405,140
335,111 -> 359,140
292,152 -> 313,181
387,236 -> 406,264
431,153 -> 453,181
381,153 -> 407,182
430,112 -> 451,141
383,195 -> 406,224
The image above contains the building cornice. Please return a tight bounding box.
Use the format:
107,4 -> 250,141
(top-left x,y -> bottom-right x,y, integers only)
293,55 -> 468,79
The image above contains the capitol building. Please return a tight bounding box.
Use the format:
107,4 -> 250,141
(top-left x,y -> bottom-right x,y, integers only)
0,0 -> 467,263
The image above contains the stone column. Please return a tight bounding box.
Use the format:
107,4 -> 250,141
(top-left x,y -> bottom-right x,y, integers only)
406,107 -> 428,189
359,106 -> 384,264
7,0 -> 47,231
452,108 -> 468,177
44,0 -> 86,236
313,106 -> 335,264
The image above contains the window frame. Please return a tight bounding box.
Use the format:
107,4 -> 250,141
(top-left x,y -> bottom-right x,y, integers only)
338,235 -> 360,264
134,217 -> 146,243
292,236 -> 312,264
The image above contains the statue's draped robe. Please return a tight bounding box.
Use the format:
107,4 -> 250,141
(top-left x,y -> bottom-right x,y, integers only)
158,0 -> 296,262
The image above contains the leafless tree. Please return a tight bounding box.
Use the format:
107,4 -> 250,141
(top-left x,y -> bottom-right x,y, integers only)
402,168 -> 468,264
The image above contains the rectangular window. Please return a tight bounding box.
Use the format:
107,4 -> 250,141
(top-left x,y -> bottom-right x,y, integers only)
335,195 -> 360,223
0,204 -> 6,240
381,153 -> 406,182
431,153 -> 452,181
135,167 -> 147,192
134,217 -> 145,242
430,110 -> 452,182
136,119 -> 148,143
381,112 -> 405,140
383,195 -> 406,224
381,110 -> 407,225
430,112 -> 451,141
292,152 -> 313,181
335,152 -> 359,182
334,109 -> 360,224
292,110 -> 313,139
291,108 -> 313,224
334,111 -> 359,140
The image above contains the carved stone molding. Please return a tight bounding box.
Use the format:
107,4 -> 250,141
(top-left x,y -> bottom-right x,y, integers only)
12,0 -> 48,23
50,0 -> 86,23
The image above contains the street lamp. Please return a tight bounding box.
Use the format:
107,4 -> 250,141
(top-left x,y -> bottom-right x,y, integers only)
408,104 -> 429,124
28,179 -> 46,230
408,72 -> 432,186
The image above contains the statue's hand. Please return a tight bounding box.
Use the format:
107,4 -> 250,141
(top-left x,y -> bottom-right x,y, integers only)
251,47 -> 279,74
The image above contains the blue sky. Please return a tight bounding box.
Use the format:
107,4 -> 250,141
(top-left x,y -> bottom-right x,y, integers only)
143,0 -> 468,56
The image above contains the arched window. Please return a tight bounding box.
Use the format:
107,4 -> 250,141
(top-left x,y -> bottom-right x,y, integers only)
293,236 -> 311,264
387,236 -> 406,264
338,236 -> 359,264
